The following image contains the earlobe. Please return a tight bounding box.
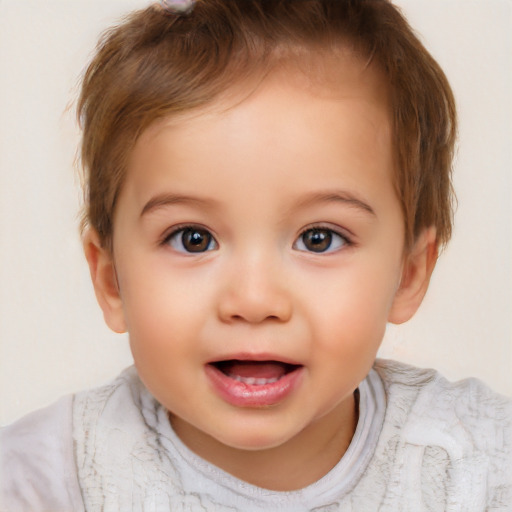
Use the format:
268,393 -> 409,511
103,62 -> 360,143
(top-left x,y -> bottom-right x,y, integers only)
388,227 -> 438,325
83,229 -> 127,333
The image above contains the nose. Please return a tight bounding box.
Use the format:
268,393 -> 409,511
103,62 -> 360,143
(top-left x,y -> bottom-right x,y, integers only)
217,253 -> 293,324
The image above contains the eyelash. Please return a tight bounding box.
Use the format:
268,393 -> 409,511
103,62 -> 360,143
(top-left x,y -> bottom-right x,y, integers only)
294,225 -> 352,254
161,224 -> 218,254
161,224 -> 352,254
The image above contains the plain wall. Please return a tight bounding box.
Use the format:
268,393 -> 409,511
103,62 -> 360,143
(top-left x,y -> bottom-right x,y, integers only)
0,0 -> 511,425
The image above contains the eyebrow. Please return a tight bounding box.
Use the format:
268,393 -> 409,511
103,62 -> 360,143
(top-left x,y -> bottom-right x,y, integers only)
140,193 -> 218,218
140,190 -> 376,218
295,191 -> 376,216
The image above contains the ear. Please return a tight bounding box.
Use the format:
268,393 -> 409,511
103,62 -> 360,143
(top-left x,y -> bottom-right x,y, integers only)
388,227 -> 438,325
83,229 -> 127,333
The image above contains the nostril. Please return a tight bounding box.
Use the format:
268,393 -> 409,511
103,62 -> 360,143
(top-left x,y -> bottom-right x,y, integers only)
218,294 -> 292,324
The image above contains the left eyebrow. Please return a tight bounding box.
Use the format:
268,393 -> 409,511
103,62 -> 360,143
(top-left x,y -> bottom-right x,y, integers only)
295,190 -> 376,216
140,193 -> 219,218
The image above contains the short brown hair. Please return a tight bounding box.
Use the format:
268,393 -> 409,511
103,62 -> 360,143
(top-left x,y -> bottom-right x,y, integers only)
78,0 -> 456,251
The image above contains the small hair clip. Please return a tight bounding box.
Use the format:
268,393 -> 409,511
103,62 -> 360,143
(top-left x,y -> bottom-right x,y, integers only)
160,0 -> 196,15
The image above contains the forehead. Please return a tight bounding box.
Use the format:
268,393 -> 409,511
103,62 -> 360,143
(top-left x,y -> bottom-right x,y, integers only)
143,50 -> 391,140
122,55 -> 396,220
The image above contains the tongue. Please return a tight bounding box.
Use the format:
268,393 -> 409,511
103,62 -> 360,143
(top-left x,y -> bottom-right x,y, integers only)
222,361 -> 290,380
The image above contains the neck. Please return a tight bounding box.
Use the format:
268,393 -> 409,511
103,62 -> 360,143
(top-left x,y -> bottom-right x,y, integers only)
170,393 -> 358,491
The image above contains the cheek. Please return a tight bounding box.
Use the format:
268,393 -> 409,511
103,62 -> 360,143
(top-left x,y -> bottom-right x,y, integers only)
123,275 -> 209,399
118,262 -> 213,355
301,258 -> 400,351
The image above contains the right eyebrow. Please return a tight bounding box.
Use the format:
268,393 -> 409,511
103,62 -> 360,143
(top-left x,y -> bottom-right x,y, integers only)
140,193 -> 218,218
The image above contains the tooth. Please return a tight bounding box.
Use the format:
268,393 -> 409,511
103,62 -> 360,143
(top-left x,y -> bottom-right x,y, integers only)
227,374 -> 281,385
230,375 -> 279,386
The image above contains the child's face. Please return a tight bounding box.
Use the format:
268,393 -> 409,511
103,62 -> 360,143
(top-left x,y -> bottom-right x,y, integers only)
90,60 -> 432,461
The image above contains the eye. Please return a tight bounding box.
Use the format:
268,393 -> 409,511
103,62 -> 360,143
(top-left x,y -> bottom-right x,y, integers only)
294,227 -> 348,254
165,226 -> 218,253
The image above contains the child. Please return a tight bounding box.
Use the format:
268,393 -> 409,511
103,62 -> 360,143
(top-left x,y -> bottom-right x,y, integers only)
1,0 -> 511,510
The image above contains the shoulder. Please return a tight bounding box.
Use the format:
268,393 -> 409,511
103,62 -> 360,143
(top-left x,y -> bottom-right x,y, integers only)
372,359 -> 512,506
0,395 -> 85,512
73,365 -> 150,436
73,367 -> 185,508
374,358 -> 512,431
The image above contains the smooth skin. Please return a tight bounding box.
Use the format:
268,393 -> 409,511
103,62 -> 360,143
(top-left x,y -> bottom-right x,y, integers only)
84,57 -> 437,491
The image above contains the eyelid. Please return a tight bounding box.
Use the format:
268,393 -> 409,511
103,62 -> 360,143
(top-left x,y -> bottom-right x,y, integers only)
298,222 -> 353,241
160,222 -> 212,242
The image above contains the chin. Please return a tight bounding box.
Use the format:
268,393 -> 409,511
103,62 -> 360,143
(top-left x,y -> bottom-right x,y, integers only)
211,423 -> 298,452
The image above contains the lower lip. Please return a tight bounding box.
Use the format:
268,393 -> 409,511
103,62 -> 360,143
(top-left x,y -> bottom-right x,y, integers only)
205,364 -> 304,408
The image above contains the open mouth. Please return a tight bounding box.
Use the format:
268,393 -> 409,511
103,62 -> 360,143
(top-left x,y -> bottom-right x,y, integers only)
205,359 -> 304,407
210,360 -> 302,386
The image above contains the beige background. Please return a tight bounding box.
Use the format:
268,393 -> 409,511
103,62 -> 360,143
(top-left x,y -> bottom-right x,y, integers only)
0,0 -> 511,425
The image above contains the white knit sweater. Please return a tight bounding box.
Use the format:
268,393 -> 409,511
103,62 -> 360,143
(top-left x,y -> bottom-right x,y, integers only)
1,360 -> 511,511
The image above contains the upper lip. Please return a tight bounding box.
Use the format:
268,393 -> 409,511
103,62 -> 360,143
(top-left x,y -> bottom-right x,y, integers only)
207,352 -> 303,367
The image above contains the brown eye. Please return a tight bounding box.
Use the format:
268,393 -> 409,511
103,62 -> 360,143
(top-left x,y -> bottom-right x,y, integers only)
302,229 -> 332,252
167,227 -> 217,253
295,228 -> 347,253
